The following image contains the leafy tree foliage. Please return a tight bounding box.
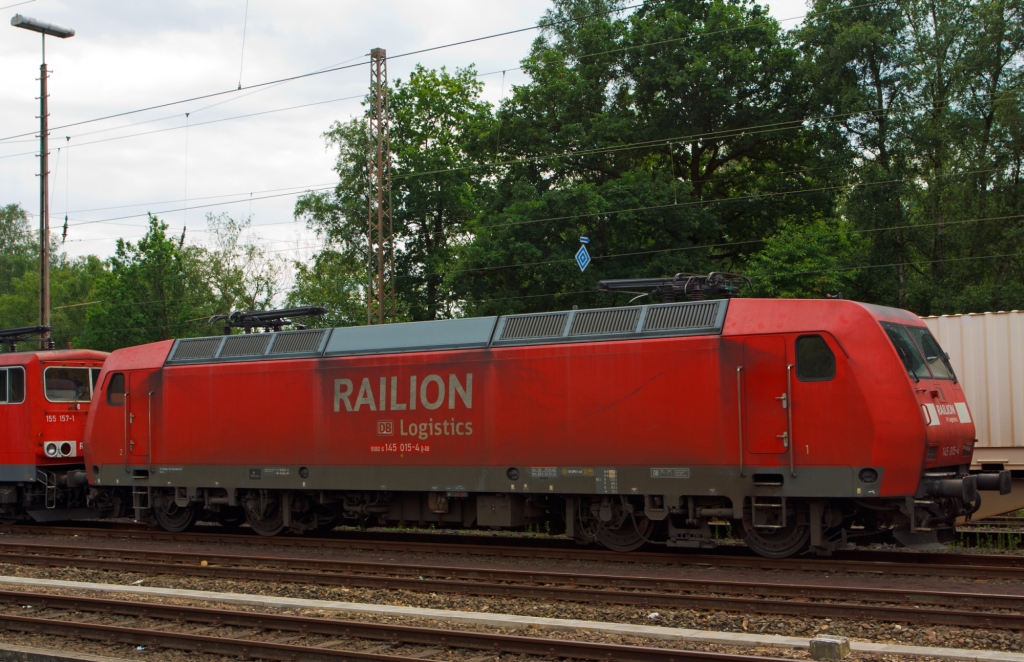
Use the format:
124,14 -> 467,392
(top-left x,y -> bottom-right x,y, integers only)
458,0 -> 839,313
798,0 -> 1024,313
294,65 -> 494,322
78,217 -> 220,351
745,215 -> 864,298
0,204 -> 36,298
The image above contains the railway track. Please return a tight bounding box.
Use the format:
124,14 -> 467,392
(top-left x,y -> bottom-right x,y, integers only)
0,588 -> 774,662
1,540 -> 1022,631
4,522 -> 1024,577
961,517 -> 1024,532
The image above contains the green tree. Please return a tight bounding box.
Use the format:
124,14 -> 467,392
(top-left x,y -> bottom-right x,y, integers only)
78,217 -> 220,351
205,212 -> 286,313
454,0 -> 842,314
798,0 -> 1024,314
0,255 -> 105,349
745,215 -> 864,298
286,249 -> 366,328
295,65 -> 494,321
0,203 -> 37,299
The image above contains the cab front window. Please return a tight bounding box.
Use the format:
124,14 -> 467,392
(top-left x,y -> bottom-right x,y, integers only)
905,326 -> 957,381
881,322 -> 931,381
44,367 -> 93,403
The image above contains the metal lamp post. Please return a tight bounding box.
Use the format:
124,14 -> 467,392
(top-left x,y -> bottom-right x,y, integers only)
11,14 -> 75,348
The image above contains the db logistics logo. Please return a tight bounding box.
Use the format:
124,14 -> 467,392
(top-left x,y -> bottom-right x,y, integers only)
377,420 -> 395,436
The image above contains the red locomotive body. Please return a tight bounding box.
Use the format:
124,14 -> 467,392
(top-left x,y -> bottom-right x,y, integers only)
83,298 -> 993,556
0,348 -> 109,521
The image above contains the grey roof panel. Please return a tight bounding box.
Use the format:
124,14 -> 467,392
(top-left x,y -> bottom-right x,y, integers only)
324,317 -> 498,357
164,301 -> 726,365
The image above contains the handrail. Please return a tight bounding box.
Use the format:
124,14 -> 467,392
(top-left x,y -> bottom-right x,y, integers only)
787,364 -> 795,478
736,366 -> 744,477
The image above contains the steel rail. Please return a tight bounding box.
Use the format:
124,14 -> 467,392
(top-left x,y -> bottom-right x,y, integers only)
1,543 -> 1023,630
3,524 -> 1024,574
2,540 -> 1024,611
0,589 -> 782,662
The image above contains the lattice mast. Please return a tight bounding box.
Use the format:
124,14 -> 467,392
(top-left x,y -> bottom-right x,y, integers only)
367,47 -> 396,325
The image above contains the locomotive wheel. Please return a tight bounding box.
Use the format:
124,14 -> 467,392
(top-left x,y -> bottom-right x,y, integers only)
594,514 -> 655,552
153,503 -> 197,533
243,495 -> 285,536
741,518 -> 810,558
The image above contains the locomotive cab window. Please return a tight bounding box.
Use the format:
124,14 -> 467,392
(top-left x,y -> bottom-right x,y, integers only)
796,335 -> 836,381
44,367 -> 93,403
905,326 -> 956,381
106,373 -> 125,406
881,322 -> 931,380
0,368 -> 25,404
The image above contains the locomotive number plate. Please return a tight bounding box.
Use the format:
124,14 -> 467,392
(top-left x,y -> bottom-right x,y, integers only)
651,468 -> 691,479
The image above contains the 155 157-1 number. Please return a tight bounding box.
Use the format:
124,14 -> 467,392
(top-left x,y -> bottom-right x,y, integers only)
45,414 -> 76,423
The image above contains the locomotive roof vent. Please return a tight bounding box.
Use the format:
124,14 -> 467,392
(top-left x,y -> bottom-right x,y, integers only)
269,329 -> 327,355
569,307 -> 641,336
169,337 -> 223,362
219,334 -> 272,357
642,301 -> 722,332
499,312 -> 569,341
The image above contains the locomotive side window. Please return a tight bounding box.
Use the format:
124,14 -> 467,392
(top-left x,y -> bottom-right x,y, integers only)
44,367 -> 93,403
9,368 -> 24,404
905,326 -> 956,381
107,373 -> 125,406
90,368 -> 102,389
796,335 -> 836,381
880,322 -> 931,380
0,368 -> 27,405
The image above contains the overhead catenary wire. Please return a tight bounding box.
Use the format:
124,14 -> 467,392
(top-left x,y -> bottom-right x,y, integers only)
0,95 -> 366,160
0,2 -> 648,143
59,159 -> 1011,234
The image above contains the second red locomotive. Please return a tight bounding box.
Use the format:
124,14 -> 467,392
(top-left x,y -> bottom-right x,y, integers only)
0,327 -> 114,523
80,290 -> 1004,557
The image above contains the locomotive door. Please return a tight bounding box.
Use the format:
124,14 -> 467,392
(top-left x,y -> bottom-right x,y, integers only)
126,372 -> 151,465
742,336 -> 790,455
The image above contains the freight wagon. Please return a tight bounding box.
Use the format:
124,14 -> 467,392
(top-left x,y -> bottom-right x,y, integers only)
924,311 -> 1024,518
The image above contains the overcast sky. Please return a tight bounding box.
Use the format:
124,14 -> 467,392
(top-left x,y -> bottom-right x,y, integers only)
1,0 -> 809,272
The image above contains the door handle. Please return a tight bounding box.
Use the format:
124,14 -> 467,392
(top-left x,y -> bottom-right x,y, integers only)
129,440 -> 135,452
777,431 -> 789,448
129,413 -> 134,424
775,393 -> 787,409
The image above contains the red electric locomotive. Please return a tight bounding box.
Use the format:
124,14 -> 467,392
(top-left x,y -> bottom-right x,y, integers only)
0,326 -> 115,522
81,280 -> 1007,557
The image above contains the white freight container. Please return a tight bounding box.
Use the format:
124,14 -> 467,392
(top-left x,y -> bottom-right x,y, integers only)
923,311 -> 1024,470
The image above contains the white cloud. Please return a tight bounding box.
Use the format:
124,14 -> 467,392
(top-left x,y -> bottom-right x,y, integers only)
1,0 -> 810,264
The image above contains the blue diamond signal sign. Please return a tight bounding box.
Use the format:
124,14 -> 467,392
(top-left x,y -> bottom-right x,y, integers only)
575,244 -> 591,272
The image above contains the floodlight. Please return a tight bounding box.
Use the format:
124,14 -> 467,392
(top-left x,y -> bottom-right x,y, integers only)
10,14 -> 74,38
